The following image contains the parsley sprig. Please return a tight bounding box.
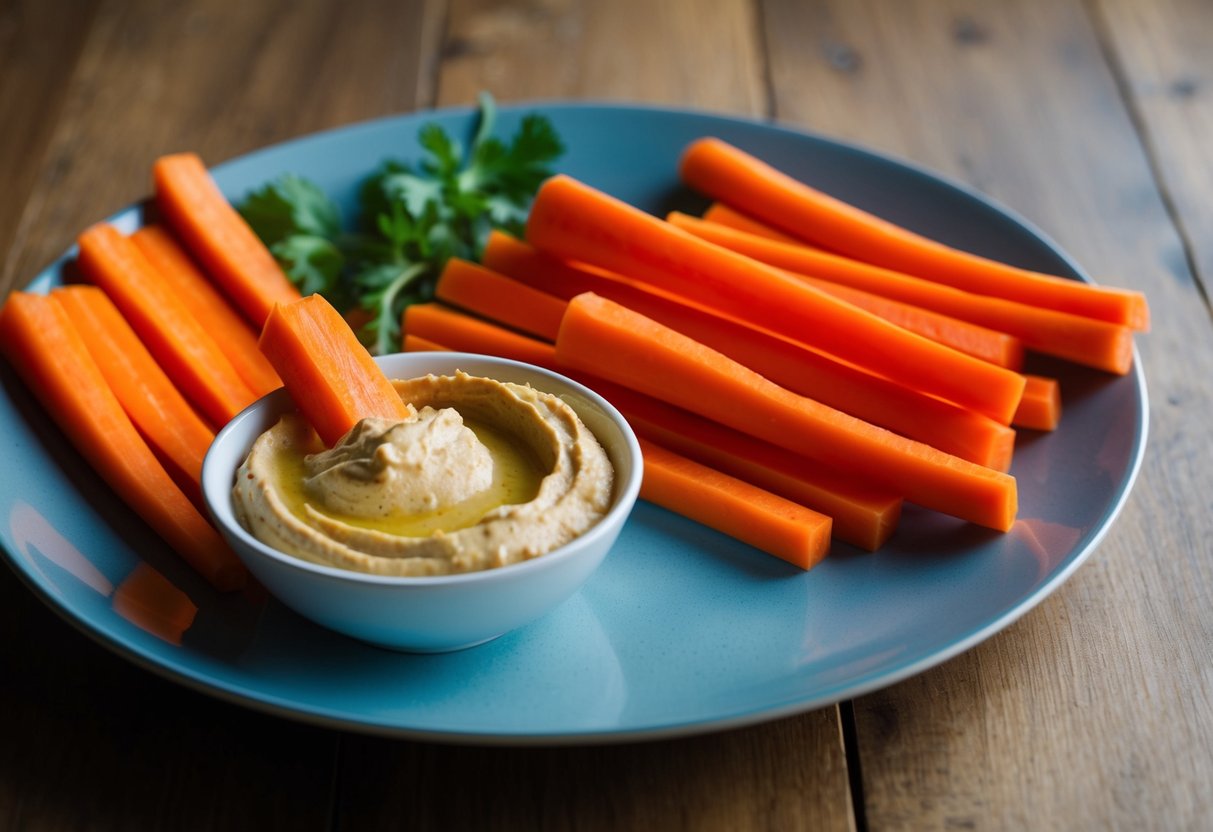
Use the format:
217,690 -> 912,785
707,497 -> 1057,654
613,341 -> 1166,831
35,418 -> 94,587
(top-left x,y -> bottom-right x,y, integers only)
238,93 -> 564,354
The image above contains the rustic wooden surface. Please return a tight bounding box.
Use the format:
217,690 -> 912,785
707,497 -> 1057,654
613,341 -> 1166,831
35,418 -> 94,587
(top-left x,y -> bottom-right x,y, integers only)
0,0 -> 1209,829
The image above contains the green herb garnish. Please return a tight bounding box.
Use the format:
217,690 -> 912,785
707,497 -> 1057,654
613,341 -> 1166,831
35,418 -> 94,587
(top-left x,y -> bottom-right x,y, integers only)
238,92 -> 564,354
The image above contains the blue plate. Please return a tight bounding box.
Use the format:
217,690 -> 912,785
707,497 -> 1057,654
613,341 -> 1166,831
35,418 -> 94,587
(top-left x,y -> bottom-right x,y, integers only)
0,104 -> 1147,743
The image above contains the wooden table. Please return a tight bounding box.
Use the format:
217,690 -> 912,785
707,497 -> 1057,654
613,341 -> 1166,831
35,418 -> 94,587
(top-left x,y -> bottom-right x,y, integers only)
2,0 -> 1210,828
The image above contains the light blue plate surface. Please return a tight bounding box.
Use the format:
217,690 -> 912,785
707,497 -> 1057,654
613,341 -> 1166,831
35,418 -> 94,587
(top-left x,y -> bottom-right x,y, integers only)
0,104 -> 1147,744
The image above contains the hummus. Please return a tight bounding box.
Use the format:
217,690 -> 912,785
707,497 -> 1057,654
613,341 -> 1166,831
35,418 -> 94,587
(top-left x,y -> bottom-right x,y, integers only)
232,371 -> 615,576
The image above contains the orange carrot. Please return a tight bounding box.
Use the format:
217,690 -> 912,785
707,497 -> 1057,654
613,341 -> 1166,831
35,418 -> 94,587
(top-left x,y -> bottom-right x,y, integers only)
402,313 -> 902,550
403,333 -> 449,353
152,152 -> 301,327
491,226 -> 1022,370
667,213 -> 1025,370
668,212 -> 1134,374
619,388 -> 902,552
435,258 -> 566,340
703,202 -> 803,244
51,286 -> 215,507
112,562 -> 199,646
404,302 -> 560,368
639,438 -> 832,570
483,233 -> 1015,470
680,137 -> 1149,330
526,175 -> 1026,424
0,292 -> 246,591
259,294 -> 411,447
481,228 -> 600,287
131,226 -> 283,396
75,223 -> 259,426
1013,375 -> 1061,432
789,274 -> 1024,369
557,293 -> 1018,530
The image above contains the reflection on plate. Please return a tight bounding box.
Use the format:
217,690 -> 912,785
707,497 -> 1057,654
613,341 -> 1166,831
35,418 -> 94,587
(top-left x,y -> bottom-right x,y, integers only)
0,104 -> 1147,743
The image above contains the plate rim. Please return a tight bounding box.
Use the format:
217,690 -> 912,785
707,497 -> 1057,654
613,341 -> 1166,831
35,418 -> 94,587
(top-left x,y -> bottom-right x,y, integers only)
0,100 -> 1149,745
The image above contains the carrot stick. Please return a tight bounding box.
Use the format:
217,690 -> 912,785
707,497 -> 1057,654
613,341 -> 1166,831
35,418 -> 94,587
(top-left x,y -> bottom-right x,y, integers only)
402,333 -> 449,353
619,388 -> 902,552
112,562 -> 199,646
526,175 -> 1026,424
702,202 -> 803,244
790,275 -> 1024,369
406,304 -> 561,366
639,438 -> 832,570
51,286 -> 215,507
483,233 -> 1015,470
556,293 -> 1018,530
152,152 -> 301,327
131,226 -> 283,396
1013,375 -> 1061,432
680,137 -> 1149,331
500,221 -> 959,354
403,313 -> 902,550
0,292 -> 247,591
404,302 -> 560,368
435,258 -> 566,340
259,294 -> 411,447
667,213 -> 1025,370
482,228 -> 607,287
670,212 -> 1134,374
75,223 -> 259,426
491,226 -> 1022,370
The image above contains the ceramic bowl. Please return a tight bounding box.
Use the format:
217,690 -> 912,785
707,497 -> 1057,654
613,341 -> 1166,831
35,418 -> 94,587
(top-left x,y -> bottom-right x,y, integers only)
202,352 -> 642,653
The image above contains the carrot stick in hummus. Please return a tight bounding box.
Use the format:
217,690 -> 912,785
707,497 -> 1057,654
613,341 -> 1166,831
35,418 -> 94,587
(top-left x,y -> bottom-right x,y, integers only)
258,294 -> 411,447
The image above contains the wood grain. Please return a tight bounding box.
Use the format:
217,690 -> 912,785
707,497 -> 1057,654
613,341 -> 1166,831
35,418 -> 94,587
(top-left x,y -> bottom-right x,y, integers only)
761,0 -> 1213,827
1,0 -> 440,295
339,716 -> 853,832
0,0 -> 99,276
435,0 -> 767,112
0,564 -> 339,831
1091,0 -> 1213,297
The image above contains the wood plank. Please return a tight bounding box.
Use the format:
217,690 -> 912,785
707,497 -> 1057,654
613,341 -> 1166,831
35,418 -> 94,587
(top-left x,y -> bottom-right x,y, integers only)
761,0 -> 1213,827
338,3 -> 852,831
435,0 -> 767,111
0,0 -> 100,273
340,716 -> 851,831
0,0 -> 442,829
0,566 -> 338,831
1,0 -> 441,295
1091,0 -> 1213,300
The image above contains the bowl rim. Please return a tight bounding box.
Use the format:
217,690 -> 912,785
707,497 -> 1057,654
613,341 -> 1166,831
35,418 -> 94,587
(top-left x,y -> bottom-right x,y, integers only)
202,352 -> 644,588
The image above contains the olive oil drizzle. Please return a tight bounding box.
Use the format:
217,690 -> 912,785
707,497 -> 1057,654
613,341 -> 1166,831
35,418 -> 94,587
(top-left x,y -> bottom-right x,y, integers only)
273,418 -> 544,538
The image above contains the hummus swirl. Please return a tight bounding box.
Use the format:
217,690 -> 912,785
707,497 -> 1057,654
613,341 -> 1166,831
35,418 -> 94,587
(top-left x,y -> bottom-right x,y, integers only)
232,371 -> 615,576
303,408 -> 495,518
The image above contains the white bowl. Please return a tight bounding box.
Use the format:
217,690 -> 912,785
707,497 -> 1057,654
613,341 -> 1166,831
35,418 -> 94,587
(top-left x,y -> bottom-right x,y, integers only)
202,352 -> 642,653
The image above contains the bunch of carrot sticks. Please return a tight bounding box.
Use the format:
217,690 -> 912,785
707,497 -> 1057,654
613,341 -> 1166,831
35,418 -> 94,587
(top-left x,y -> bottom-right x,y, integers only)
0,138 -> 1149,583
410,138 -> 1148,568
0,154 -> 302,591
